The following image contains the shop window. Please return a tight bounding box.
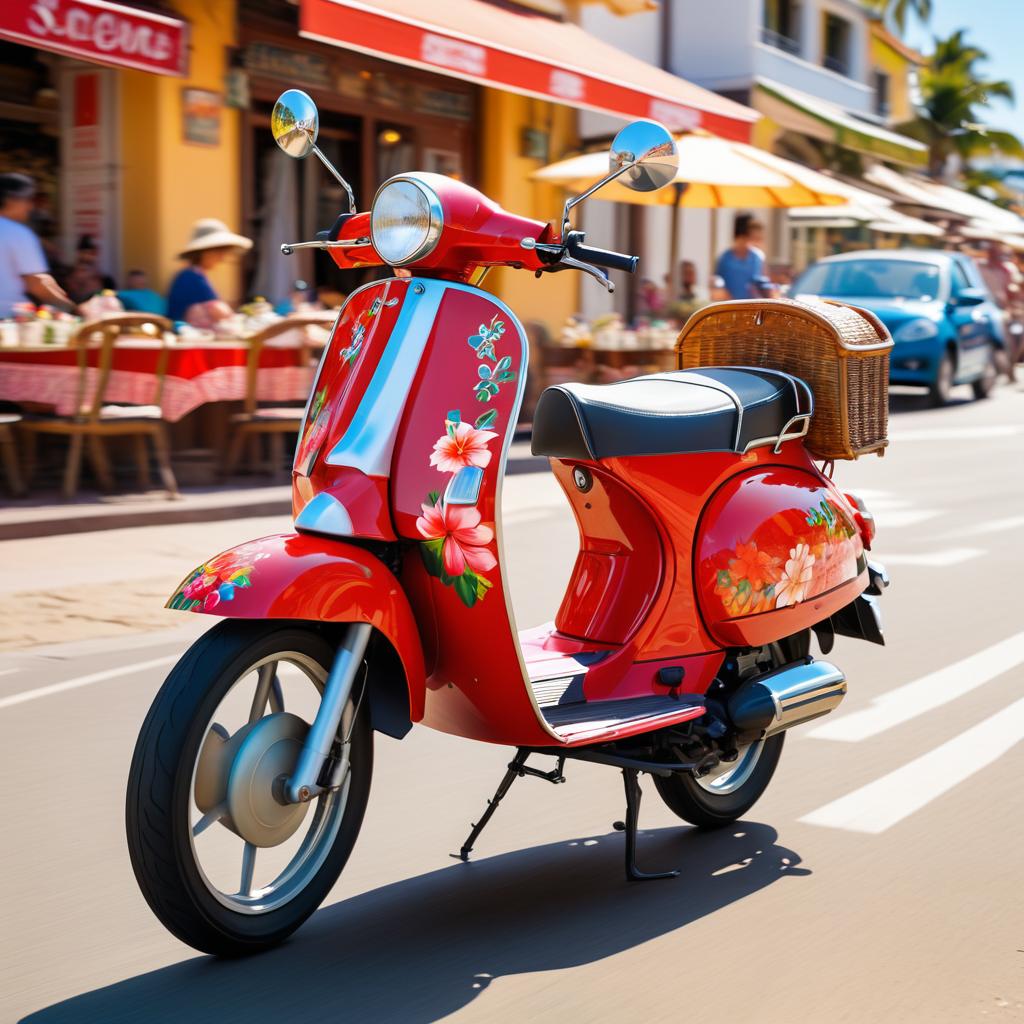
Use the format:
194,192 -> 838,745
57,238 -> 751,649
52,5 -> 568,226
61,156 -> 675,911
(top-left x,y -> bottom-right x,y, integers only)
376,124 -> 415,183
874,70 -> 891,118
762,0 -> 801,56
822,13 -> 852,76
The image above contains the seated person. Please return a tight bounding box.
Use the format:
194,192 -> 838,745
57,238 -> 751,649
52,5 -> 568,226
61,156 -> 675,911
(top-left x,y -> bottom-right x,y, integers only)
167,218 -> 252,326
118,269 -> 166,315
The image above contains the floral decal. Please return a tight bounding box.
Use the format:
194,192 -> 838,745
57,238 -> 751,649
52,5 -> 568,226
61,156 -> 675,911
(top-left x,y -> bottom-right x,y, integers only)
467,314 -> 505,361
415,317 -> 519,608
293,291 -> 398,476
168,543 -> 270,612
712,499 -> 863,617
429,419 -> 498,473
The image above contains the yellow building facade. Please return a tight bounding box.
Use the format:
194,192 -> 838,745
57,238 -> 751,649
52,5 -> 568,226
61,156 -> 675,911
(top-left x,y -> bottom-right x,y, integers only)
112,0 -> 576,329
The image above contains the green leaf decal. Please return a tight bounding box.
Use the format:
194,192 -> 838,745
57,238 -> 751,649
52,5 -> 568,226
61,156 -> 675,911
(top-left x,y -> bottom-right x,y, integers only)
454,572 -> 478,607
474,408 -> 498,430
426,490 -> 440,506
419,539 -> 444,578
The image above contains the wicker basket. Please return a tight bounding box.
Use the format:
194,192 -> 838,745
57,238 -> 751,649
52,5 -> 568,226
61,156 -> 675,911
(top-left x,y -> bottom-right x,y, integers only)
676,297 -> 893,460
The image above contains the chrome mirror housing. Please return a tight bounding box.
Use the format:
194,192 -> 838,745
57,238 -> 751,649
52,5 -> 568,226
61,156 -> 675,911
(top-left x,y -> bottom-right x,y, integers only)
271,89 -> 320,159
609,120 -> 679,192
270,88 -> 357,214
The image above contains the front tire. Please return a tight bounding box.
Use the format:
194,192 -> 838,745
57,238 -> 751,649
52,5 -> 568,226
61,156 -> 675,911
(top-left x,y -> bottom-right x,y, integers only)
125,620 -> 373,956
929,351 -> 955,406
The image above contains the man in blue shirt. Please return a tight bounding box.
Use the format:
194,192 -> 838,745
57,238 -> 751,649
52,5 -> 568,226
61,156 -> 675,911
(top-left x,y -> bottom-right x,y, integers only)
167,218 -> 252,325
715,214 -> 767,300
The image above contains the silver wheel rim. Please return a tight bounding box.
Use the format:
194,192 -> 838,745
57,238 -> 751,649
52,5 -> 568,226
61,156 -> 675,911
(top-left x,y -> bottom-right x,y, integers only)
187,650 -> 355,916
694,740 -> 765,795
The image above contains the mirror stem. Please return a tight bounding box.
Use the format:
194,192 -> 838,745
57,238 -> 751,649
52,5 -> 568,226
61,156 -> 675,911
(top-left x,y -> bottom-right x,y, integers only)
561,159 -> 637,237
311,144 -> 357,214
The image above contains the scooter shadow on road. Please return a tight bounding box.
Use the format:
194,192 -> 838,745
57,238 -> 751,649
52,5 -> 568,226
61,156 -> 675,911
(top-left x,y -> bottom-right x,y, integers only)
22,822 -> 808,1024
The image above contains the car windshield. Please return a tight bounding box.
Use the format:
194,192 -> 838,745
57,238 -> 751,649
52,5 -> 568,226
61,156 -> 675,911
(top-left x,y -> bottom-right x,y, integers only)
795,259 -> 944,302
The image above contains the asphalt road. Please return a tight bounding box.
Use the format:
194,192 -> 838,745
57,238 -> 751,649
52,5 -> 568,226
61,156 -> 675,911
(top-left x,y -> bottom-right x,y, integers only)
3,383 -> 1024,1023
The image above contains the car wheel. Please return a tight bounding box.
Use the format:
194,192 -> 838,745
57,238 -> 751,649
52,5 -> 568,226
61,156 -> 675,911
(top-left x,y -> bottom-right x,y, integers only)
929,351 -> 955,406
972,346 -> 998,400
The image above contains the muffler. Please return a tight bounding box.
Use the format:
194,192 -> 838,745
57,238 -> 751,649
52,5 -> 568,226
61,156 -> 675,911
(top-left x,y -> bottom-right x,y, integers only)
727,660 -> 846,737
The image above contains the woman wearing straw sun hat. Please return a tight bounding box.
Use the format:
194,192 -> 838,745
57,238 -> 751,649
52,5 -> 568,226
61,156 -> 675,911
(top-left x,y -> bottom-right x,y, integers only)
167,218 -> 253,326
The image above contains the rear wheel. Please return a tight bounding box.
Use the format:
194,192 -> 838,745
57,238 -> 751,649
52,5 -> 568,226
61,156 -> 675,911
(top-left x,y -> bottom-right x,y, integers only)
125,620 -> 372,956
654,733 -> 785,829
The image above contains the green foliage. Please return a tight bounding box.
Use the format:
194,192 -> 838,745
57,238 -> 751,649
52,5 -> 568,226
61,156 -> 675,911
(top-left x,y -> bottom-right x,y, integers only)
899,28 -> 1024,177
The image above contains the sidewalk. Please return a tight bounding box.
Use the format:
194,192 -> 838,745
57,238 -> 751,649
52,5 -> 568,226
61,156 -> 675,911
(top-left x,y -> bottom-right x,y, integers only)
0,441 -> 542,541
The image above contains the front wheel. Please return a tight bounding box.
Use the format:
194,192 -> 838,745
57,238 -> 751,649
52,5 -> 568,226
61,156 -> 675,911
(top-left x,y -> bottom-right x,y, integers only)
653,733 -> 785,828
125,620 -> 372,956
929,351 -> 955,406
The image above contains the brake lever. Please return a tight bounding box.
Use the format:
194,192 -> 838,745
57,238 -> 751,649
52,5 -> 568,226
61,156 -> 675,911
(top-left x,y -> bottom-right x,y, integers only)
281,237 -> 371,255
552,255 -> 615,293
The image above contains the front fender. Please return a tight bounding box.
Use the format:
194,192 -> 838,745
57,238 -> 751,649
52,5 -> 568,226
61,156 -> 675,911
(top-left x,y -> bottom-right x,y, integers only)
167,533 -> 426,722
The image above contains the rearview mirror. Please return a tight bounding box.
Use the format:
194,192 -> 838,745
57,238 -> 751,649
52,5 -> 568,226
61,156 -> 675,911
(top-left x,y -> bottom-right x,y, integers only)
609,120 -> 679,192
272,89 -> 320,159
951,286 -> 986,307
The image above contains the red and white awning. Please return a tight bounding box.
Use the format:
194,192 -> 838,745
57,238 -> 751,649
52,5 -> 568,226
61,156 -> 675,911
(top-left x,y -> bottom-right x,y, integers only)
0,0 -> 188,77
299,0 -> 758,141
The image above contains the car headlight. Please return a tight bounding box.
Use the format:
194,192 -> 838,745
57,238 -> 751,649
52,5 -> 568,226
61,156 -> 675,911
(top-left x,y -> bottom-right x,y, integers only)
894,318 -> 939,343
370,176 -> 443,266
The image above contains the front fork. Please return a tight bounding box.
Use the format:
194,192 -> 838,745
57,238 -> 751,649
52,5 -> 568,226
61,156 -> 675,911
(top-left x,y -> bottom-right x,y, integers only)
285,622 -> 373,804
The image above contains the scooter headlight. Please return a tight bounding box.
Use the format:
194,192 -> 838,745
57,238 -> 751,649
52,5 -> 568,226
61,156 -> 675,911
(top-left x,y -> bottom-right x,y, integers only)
370,176 -> 443,266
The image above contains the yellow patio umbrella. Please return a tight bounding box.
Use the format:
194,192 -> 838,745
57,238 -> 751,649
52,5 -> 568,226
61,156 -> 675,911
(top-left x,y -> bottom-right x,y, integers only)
533,132 -> 847,289
532,132 -> 848,209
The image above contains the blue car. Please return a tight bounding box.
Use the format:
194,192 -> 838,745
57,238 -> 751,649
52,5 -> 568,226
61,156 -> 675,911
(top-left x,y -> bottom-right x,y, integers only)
793,249 -> 1003,405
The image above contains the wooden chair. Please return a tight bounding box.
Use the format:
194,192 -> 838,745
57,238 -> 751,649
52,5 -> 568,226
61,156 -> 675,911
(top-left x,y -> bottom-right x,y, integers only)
223,313 -> 336,480
19,313 -> 178,498
0,413 -> 26,497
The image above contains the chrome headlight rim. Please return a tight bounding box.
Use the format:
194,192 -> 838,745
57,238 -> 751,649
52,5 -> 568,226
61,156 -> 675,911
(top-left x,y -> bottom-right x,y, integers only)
370,174 -> 444,267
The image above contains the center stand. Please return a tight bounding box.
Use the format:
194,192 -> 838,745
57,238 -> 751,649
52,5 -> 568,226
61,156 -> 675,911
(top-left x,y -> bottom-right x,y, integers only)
454,746 -> 694,881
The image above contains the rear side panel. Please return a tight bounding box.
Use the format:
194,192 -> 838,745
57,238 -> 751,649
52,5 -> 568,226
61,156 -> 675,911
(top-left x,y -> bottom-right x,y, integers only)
696,468 -> 868,647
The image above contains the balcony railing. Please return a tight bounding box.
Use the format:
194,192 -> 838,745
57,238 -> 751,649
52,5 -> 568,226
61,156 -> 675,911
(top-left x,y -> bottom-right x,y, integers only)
760,26 -> 801,57
823,54 -> 850,77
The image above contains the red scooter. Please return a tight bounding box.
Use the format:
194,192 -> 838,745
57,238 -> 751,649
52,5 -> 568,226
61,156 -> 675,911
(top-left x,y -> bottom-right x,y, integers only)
126,90 -> 889,956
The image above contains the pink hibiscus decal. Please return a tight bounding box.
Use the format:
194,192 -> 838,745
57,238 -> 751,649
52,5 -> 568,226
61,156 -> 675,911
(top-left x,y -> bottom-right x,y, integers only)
416,500 -> 497,577
774,542 -> 816,608
429,422 -> 498,474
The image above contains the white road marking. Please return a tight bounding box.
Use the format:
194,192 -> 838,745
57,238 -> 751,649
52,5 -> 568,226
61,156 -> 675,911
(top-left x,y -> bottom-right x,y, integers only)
889,425 -> 1022,443
874,508 -> 940,529
0,655 -> 176,711
800,694 -> 1024,834
809,630 -> 1024,742
880,548 -> 984,567
960,514 -> 1024,537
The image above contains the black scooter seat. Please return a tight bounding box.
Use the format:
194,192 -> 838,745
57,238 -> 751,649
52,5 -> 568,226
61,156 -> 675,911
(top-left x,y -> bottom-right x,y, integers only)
531,367 -> 813,461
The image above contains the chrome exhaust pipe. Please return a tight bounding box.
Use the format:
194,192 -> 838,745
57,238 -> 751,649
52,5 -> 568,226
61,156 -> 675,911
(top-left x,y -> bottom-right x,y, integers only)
727,660 -> 846,737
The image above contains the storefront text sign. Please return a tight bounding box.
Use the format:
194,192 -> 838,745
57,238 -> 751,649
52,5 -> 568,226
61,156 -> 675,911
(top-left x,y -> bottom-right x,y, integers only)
0,0 -> 188,77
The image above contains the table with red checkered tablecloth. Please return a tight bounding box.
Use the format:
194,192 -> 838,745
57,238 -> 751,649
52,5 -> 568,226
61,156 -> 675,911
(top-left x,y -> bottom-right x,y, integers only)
0,338 -> 318,422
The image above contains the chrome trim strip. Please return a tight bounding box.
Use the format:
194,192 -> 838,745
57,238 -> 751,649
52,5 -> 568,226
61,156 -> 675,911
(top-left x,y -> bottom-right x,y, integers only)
325,279 -> 444,475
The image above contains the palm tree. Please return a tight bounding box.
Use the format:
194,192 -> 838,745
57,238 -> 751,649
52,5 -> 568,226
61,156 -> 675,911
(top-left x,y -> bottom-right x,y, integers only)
865,0 -> 931,35
899,30 -> 1023,179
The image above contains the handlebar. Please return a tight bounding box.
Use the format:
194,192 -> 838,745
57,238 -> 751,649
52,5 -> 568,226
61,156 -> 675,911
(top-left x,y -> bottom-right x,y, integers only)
564,231 -> 639,274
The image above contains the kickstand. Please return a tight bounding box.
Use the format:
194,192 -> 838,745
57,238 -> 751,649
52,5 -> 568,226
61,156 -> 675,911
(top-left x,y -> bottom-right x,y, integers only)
453,748 -> 566,862
613,768 -> 679,882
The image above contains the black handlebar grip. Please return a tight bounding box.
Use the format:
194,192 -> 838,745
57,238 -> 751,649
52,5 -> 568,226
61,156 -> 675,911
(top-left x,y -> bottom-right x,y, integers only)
565,231 -> 639,273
